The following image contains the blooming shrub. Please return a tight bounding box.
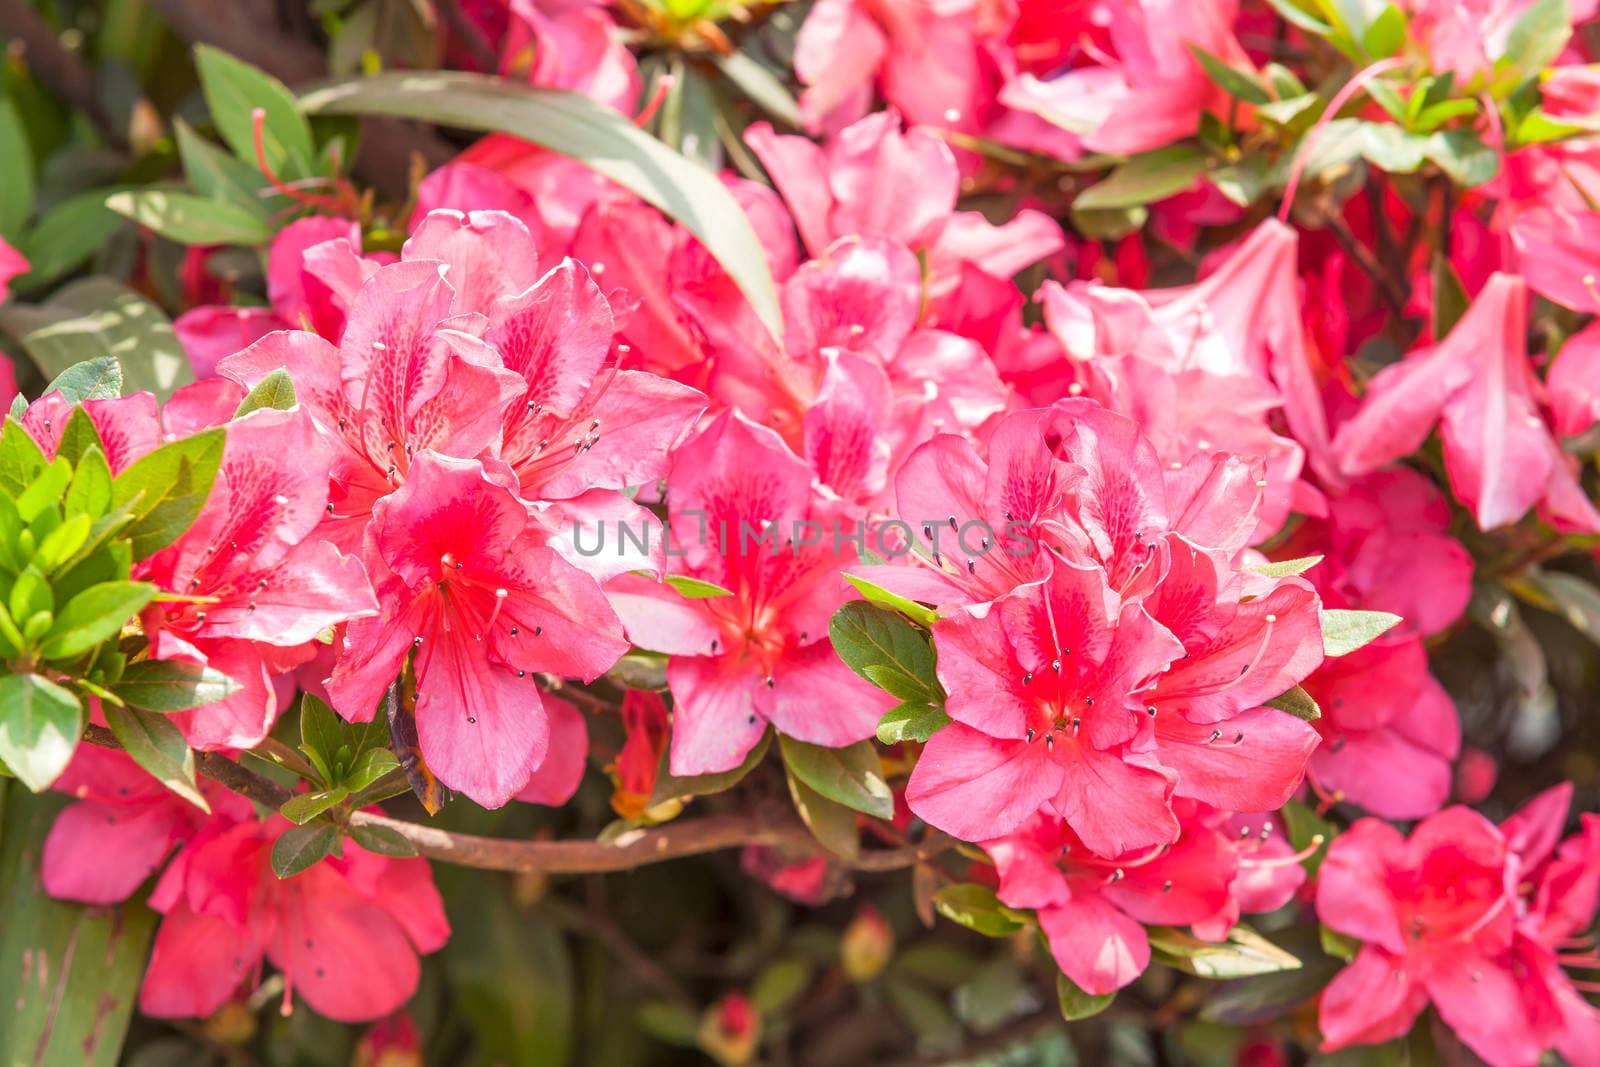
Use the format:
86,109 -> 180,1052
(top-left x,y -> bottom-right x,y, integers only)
0,0 -> 1598,1063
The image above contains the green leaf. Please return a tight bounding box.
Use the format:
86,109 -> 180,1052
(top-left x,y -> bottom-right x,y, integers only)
106,189 -> 273,247
298,692 -> 345,783
0,96 -> 34,240
1426,129 -> 1500,186
1320,923 -> 1361,962
39,580 -> 156,661
884,977 -> 963,1057
280,788 -> 347,825
712,50 -> 803,128
931,884 -> 1027,938
0,787 -> 156,1067
661,574 -> 734,598
1149,924 -> 1303,978
113,658 -> 242,711
193,44 -> 316,176
784,766 -> 860,859
298,72 -> 783,342
1263,0 -> 1337,35
843,572 -> 939,628
1264,685 -> 1322,721
1321,608 -> 1403,655
45,356 -> 124,403
13,188 -> 130,294
828,601 -> 942,704
348,820 -> 419,857
1188,45 -> 1271,104
0,278 -> 193,400
1523,570 -> 1600,647
1360,122 -> 1429,173
1200,927 -> 1343,1024
1074,144 -> 1210,211
112,427 -> 226,559
344,745 -> 401,791
1361,3 -> 1407,57
1247,555 -> 1324,577
778,735 -> 894,819
0,674 -> 82,791
1431,254 -> 1471,337
751,957 -> 814,1015
876,702 -> 953,745
174,117 -> 274,215
1057,972 -> 1116,1021
233,368 -> 298,416
1501,0 -> 1570,76
103,703 -> 208,810
271,820 -> 340,877
648,728 -> 771,805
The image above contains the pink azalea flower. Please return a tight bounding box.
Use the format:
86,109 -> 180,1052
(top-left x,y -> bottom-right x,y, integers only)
1303,638 -> 1460,820
139,803 -> 449,1022
793,0 -> 999,134
21,391 -> 161,472
982,802 -> 1305,994
139,407 -> 379,750
611,688 -> 669,818
328,451 -> 628,808
1285,468 -> 1474,638
173,216 -> 364,376
1549,320 -> 1600,438
501,0 -> 641,114
1316,794 -> 1600,1066
690,234 -> 1006,511
218,257 -> 526,556
514,693 -> 589,806
744,112 -> 1062,292
999,0 -> 1248,157
1331,271 -> 1600,533
608,413 -> 894,776
42,744 -> 212,905
1501,784 -> 1600,1066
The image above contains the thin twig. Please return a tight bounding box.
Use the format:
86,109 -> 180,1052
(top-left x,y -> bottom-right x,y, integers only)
1324,213 -> 1409,318
79,724 -> 936,874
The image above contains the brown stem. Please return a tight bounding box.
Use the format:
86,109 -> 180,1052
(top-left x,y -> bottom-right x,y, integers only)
80,725 -> 933,874
1324,213 -> 1409,319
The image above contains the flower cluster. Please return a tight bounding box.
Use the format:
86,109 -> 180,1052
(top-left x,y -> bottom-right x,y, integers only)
1,0 -> 1599,1056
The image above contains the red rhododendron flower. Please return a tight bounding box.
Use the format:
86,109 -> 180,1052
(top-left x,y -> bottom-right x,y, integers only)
610,413 -> 894,775
138,796 -> 449,1022
329,451 -> 627,807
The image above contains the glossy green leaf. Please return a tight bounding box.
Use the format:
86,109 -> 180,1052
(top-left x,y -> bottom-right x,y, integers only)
233,368 -> 298,416
1264,685 -> 1322,721
1074,144 -> 1210,211
271,820 -> 340,877
0,673 -> 82,792
1057,972 -> 1116,1020
112,428 -> 226,559
1188,45 -> 1271,104
113,658 -> 243,712
104,703 -> 208,810
40,580 -> 156,661
828,601 -> 942,704
931,884 -> 1028,938
648,728 -> 771,805
778,735 -> 894,819
1321,608 -> 1403,655
0,96 -> 34,240
280,788 -> 347,825
876,701 -> 952,745
194,45 -> 316,176
0,278 -> 192,400
843,572 -> 939,628
106,189 -> 273,247
1149,924 -> 1303,978
298,72 -> 783,341
13,189 -> 130,294
784,761 -> 861,860
348,820 -> 418,857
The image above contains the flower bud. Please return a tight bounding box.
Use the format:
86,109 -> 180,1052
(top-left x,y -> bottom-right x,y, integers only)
698,992 -> 761,1066
840,903 -> 894,983
353,1012 -> 422,1067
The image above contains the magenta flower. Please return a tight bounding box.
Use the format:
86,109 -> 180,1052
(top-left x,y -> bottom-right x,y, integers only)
329,451 -> 627,808
138,802 -> 448,1023
140,407 -> 378,749
609,413 -> 893,775
982,802 -> 1305,994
